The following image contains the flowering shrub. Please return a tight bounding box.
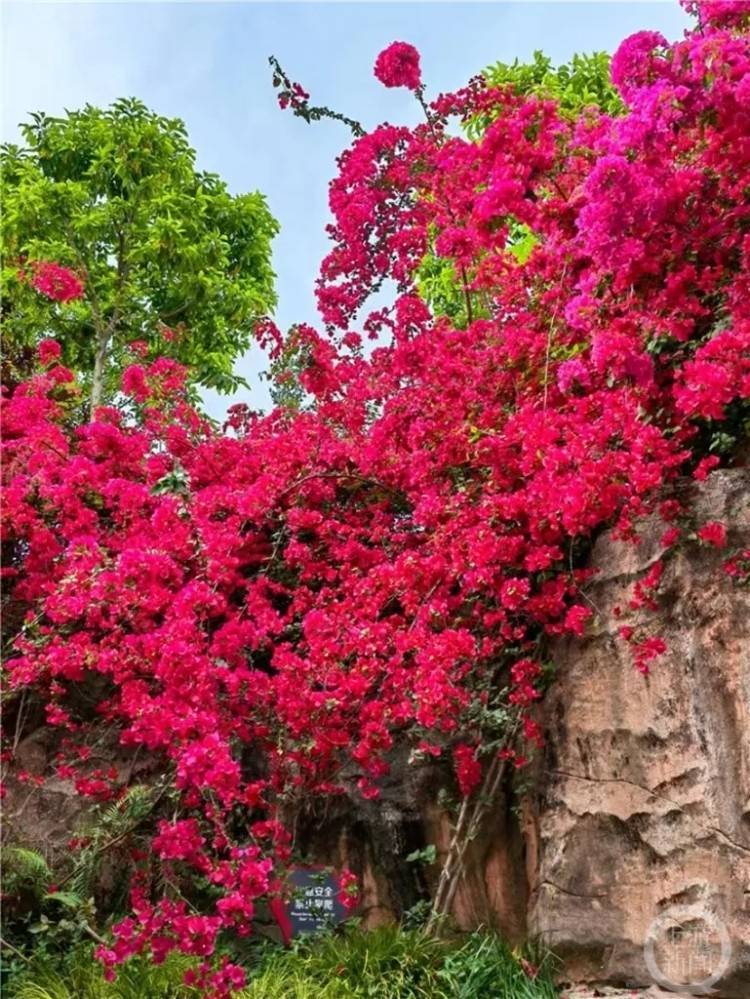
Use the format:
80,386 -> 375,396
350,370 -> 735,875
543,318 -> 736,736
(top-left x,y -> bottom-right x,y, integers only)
2,1 -> 749,992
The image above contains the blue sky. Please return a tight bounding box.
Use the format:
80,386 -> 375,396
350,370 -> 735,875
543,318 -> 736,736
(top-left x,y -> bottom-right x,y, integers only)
2,1 -> 691,417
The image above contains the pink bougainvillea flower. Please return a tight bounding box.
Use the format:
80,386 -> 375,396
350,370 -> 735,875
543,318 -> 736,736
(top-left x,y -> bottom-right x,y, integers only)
610,30 -> 669,101
453,743 -> 481,797
374,42 -> 422,90
28,261 -> 84,302
37,339 -> 62,366
557,358 -> 591,395
697,521 -> 727,548
336,869 -> 360,912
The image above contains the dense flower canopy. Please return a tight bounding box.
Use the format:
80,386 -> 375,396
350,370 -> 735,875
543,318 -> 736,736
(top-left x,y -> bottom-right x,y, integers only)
2,2 -> 750,994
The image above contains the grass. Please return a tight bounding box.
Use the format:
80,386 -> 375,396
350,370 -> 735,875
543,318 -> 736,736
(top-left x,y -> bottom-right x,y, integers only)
5,926 -> 560,999
438,932 -> 559,999
5,949 -> 202,999
244,924 -> 448,998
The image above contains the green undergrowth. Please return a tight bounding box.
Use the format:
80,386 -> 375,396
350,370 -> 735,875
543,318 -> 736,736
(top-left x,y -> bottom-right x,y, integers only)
5,926 -> 559,999
5,949 -> 202,999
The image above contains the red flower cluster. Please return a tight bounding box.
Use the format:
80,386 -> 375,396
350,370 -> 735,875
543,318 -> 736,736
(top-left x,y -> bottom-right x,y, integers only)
374,42 -> 422,90
452,743 -> 482,797
336,868 -> 360,912
38,339 -> 63,366
25,261 -> 85,302
3,2 -> 750,991
697,521 -> 728,548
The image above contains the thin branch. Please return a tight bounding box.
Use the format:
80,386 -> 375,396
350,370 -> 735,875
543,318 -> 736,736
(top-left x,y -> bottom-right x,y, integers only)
269,56 -> 364,137
542,260 -> 568,412
0,935 -> 32,964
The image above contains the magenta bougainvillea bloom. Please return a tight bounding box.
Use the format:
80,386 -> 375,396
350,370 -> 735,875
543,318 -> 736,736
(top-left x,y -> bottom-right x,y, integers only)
610,30 -> 669,101
556,358 -> 591,394
37,338 -> 62,366
374,41 -> 422,90
682,0 -> 750,27
452,743 -> 482,797
27,261 -> 84,302
697,521 -> 728,548
336,869 -> 361,911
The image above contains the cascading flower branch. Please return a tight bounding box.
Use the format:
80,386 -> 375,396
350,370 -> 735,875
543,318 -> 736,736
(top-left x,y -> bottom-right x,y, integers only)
2,1 -> 749,993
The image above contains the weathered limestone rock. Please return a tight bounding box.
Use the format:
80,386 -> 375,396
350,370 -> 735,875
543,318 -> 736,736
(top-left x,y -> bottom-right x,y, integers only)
422,795 -> 529,942
2,726 -> 89,867
529,469 -> 750,996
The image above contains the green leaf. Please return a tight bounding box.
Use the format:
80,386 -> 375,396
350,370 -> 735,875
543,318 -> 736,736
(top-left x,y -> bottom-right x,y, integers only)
44,890 -> 84,909
405,844 -> 437,865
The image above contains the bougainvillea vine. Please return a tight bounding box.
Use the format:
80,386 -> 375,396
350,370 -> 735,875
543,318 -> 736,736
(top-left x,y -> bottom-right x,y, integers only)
2,2 -> 749,993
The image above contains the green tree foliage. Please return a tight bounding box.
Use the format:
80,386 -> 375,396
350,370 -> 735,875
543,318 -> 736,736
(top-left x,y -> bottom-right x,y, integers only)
465,49 -> 624,140
1,98 -> 278,410
418,50 -> 623,325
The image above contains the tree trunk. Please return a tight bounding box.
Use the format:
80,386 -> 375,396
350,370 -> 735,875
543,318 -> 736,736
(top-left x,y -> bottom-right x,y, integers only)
90,329 -> 109,419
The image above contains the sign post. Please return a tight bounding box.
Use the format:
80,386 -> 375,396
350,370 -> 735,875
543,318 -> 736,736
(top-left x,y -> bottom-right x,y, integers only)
286,867 -> 349,937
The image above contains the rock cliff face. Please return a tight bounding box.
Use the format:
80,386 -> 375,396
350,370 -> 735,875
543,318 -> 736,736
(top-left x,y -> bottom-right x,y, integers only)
527,468 -> 750,996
